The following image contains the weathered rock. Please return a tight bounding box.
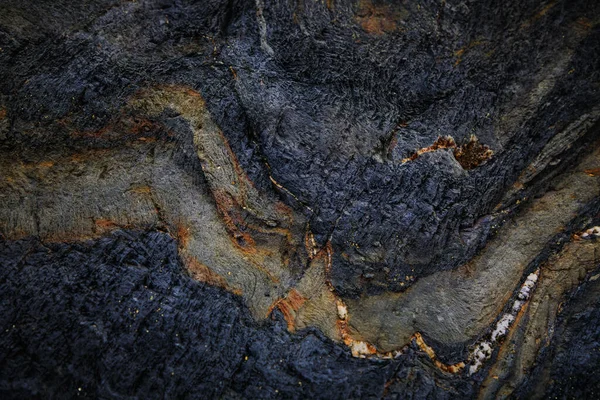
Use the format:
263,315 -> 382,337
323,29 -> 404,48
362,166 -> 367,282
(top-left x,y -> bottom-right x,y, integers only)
1,0 -> 600,398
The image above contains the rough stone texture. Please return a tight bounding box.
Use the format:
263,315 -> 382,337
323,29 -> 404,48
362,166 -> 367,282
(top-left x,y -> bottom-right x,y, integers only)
1,0 -> 600,398
0,231 -> 474,399
516,270 -> 600,400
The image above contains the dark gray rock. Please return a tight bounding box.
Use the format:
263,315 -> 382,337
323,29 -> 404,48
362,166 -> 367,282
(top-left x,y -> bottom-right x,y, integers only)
0,231 -> 474,399
1,0 -> 600,397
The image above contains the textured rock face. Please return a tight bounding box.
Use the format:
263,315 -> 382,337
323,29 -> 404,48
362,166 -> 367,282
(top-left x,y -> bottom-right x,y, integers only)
1,0 -> 600,398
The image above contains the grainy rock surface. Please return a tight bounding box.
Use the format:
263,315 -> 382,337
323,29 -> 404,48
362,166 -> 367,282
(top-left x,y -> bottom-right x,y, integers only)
0,231 -> 473,399
1,0 -> 600,398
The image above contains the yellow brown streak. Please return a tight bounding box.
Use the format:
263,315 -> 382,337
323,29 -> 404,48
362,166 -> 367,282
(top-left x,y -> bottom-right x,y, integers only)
520,1 -> 558,29
182,254 -> 242,296
211,188 -> 257,252
304,228 -> 318,259
277,300 -> 298,331
229,66 -> 237,80
127,85 -> 303,279
413,333 -> 465,373
479,291 -> 532,396
286,288 -> 307,311
355,0 -> 406,36
238,221 -> 295,246
453,135 -> 494,170
176,223 -> 192,248
215,128 -> 255,196
584,167 -> 600,176
315,241 -> 394,359
401,135 -> 493,169
401,136 -> 457,163
453,40 -> 484,67
268,174 -> 314,212
478,237 -> 600,398
128,185 -> 152,195
267,288 -> 308,332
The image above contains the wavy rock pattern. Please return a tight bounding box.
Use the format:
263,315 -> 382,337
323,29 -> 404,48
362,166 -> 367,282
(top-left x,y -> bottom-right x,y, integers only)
1,0 -> 600,398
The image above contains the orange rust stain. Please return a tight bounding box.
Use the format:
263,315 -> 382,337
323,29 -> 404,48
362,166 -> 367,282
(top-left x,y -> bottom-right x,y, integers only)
91,218 -> 123,237
212,189 -> 257,252
212,189 -> 283,283
37,161 -> 55,168
277,300 -> 297,331
402,136 -> 457,163
453,40 -> 484,67
286,288 -> 306,311
355,0 -> 404,35
1,227 -> 34,241
584,168 -> 600,177
337,318 -> 378,357
135,84 -> 203,101
274,200 -> 294,221
320,242 -> 334,283
18,160 -> 54,171
402,135 -> 492,169
413,332 -> 436,359
482,293 -> 532,389
266,297 -> 281,318
304,229 -> 319,259
234,215 -> 295,244
413,332 -> 465,373
437,361 -> 465,374
357,341 -> 378,356
70,124 -> 112,139
184,255 -> 242,296
532,1 -> 557,20
136,137 -> 157,143
338,319 -> 354,347
0,108 -> 6,120
521,1 -> 557,29
129,185 -> 152,194
70,116 -> 163,141
127,118 -> 158,135
454,48 -> 466,67
70,154 -> 86,163
229,66 -> 238,80
574,16 -> 594,32
216,128 -> 257,194
176,224 -> 192,248
95,219 -> 120,230
267,288 -> 308,332
320,242 -> 381,358
453,135 -> 494,170
181,86 -> 203,98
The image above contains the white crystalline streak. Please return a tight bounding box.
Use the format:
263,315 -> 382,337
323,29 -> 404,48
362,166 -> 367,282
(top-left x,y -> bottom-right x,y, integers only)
582,226 -> 600,238
512,300 -> 524,312
351,341 -> 371,358
336,302 -> 348,320
491,314 -> 515,342
469,341 -> 492,375
469,270 -> 540,375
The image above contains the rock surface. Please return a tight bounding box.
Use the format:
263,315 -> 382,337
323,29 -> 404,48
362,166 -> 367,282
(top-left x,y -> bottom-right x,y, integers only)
1,0 -> 600,398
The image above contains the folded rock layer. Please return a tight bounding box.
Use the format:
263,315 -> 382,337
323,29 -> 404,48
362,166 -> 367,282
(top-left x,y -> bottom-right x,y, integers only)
1,0 -> 599,398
